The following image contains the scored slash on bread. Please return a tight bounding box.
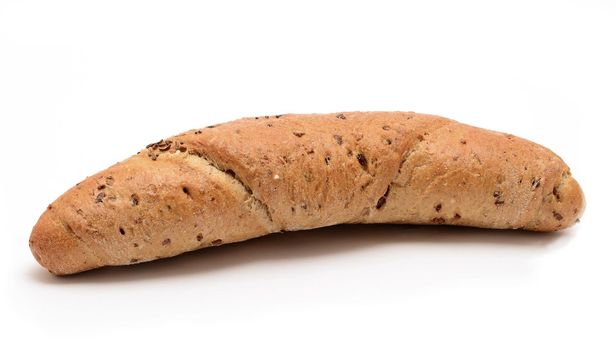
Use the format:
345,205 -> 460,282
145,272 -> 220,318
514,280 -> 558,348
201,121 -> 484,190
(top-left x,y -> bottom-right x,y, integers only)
29,112 -> 585,275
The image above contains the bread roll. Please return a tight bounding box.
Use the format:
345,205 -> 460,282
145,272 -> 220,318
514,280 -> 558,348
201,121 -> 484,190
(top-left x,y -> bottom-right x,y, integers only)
29,112 -> 585,275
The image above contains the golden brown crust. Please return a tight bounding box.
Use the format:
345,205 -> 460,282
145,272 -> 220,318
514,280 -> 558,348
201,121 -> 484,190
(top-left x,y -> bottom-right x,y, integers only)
29,112 -> 585,275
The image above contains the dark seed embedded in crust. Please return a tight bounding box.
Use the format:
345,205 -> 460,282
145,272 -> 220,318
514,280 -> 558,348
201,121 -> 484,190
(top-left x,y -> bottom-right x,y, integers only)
435,203 -> 442,212
333,135 -> 343,145
432,217 -> 446,224
119,227 -> 125,235
460,139 -> 467,144
493,191 -> 505,205
130,194 -> 139,206
553,186 -> 561,201
95,192 -> 106,203
356,153 -> 368,168
324,156 -> 331,165
553,211 -> 563,221
453,213 -> 461,219
293,132 -> 305,137
211,239 -> 222,246
158,142 -> 172,152
376,186 -> 390,210
336,113 -> 346,120
162,238 -> 171,246
146,139 -> 163,149
130,258 -> 139,263
531,177 -> 541,190
196,234 -> 203,242
97,184 -> 106,190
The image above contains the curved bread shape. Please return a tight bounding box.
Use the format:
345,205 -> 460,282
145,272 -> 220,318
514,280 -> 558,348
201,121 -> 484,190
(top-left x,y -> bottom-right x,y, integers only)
29,112 -> 585,275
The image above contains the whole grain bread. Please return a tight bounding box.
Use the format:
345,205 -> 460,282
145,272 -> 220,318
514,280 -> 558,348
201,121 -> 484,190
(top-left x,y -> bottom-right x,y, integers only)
29,112 -> 585,275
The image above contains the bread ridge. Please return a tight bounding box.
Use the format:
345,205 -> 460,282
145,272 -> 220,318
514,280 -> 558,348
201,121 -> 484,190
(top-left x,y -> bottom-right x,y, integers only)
29,111 -> 585,275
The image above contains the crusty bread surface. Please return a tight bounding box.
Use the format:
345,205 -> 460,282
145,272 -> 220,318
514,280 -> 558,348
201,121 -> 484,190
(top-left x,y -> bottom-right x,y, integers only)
29,112 -> 585,275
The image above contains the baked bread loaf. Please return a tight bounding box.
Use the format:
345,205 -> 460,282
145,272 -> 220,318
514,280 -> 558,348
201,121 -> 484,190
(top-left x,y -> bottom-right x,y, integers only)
29,112 -> 585,275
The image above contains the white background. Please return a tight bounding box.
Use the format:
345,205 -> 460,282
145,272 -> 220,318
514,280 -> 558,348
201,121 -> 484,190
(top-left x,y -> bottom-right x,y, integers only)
1,1 -> 614,349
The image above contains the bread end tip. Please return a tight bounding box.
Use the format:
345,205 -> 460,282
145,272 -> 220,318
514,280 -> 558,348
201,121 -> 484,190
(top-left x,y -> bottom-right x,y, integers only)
29,209 -> 98,276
